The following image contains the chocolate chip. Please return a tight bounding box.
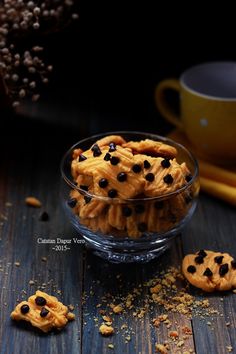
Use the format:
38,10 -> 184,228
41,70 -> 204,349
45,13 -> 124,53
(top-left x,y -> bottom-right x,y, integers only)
122,206 -> 132,217
40,307 -> 49,317
79,154 -> 87,162
231,260 -> 236,269
39,211 -> 49,221
203,267 -> 213,277
99,178 -> 108,188
219,263 -> 229,276
110,156 -> 120,165
104,152 -> 111,161
35,296 -> 46,306
84,196 -> 92,204
134,204 -> 145,214
154,201 -> 164,209
185,174 -> 193,182
138,222 -> 147,232
91,144 -> 102,157
161,158 -> 170,168
109,142 -> 116,152
132,164 -> 142,173
67,198 -> 77,208
185,195 -> 193,204
163,174 -> 173,184
195,255 -> 204,264
21,304 -> 30,314
198,250 -> 207,258
145,173 -> 155,182
117,172 -> 127,182
108,189 -> 117,198
144,160 -> 151,169
80,185 -> 89,191
214,255 -> 224,264
187,265 -> 196,274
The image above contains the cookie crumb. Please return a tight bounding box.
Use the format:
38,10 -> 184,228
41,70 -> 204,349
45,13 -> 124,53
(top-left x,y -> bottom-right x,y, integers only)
29,280 -> 35,286
41,257 -> 47,262
99,324 -> 114,336
68,304 -> 75,311
226,346 -> 233,352
169,330 -> 179,339
14,262 -> 20,267
108,344 -> 114,349
67,312 -> 75,321
155,343 -> 169,353
25,197 -> 42,207
113,304 -> 123,314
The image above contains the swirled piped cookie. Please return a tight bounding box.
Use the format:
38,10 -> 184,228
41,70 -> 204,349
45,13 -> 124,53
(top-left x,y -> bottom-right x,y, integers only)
69,135 -> 195,238
11,291 -> 75,332
182,250 -> 236,292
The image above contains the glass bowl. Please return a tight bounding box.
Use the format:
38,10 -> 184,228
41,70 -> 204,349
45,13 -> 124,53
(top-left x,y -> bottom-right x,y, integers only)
60,131 -> 199,263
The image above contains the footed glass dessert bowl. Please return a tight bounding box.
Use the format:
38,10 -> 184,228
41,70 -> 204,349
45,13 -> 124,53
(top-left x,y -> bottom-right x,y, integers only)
60,131 -> 200,263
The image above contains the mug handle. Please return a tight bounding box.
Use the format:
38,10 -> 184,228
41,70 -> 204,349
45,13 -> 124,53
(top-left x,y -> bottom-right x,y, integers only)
154,79 -> 183,130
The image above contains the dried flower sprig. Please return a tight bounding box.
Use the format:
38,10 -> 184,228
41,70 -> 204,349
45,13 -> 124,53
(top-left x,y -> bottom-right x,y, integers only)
0,0 -> 78,107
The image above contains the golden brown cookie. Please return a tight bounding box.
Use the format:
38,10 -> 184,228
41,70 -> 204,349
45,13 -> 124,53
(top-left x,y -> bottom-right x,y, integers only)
122,139 -> 177,158
94,134 -> 126,147
11,291 -> 75,332
182,250 -> 236,292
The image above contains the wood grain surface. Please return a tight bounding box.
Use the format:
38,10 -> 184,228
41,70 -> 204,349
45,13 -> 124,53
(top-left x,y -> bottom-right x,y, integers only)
0,116 -> 236,354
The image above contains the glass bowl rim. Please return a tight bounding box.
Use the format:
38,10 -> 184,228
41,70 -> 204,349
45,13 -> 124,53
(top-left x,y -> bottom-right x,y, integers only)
60,130 -> 199,203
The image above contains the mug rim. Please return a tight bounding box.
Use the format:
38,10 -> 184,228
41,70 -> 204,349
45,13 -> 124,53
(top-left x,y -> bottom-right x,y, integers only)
180,61 -> 236,101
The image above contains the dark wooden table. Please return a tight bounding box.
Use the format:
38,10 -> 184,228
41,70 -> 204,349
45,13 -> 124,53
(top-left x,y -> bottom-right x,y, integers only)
1,115 -> 236,354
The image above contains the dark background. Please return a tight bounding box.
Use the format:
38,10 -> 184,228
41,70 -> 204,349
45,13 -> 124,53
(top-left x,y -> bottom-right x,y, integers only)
4,5 -> 236,138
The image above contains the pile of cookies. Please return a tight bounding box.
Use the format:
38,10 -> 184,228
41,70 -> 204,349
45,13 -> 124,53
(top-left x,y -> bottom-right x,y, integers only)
68,135 -> 195,238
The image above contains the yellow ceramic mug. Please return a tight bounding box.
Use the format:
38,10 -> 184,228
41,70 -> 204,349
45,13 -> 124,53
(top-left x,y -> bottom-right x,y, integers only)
155,62 -> 236,165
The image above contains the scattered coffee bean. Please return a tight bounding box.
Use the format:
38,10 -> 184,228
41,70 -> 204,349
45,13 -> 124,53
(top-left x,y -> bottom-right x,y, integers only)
39,211 -> 49,221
